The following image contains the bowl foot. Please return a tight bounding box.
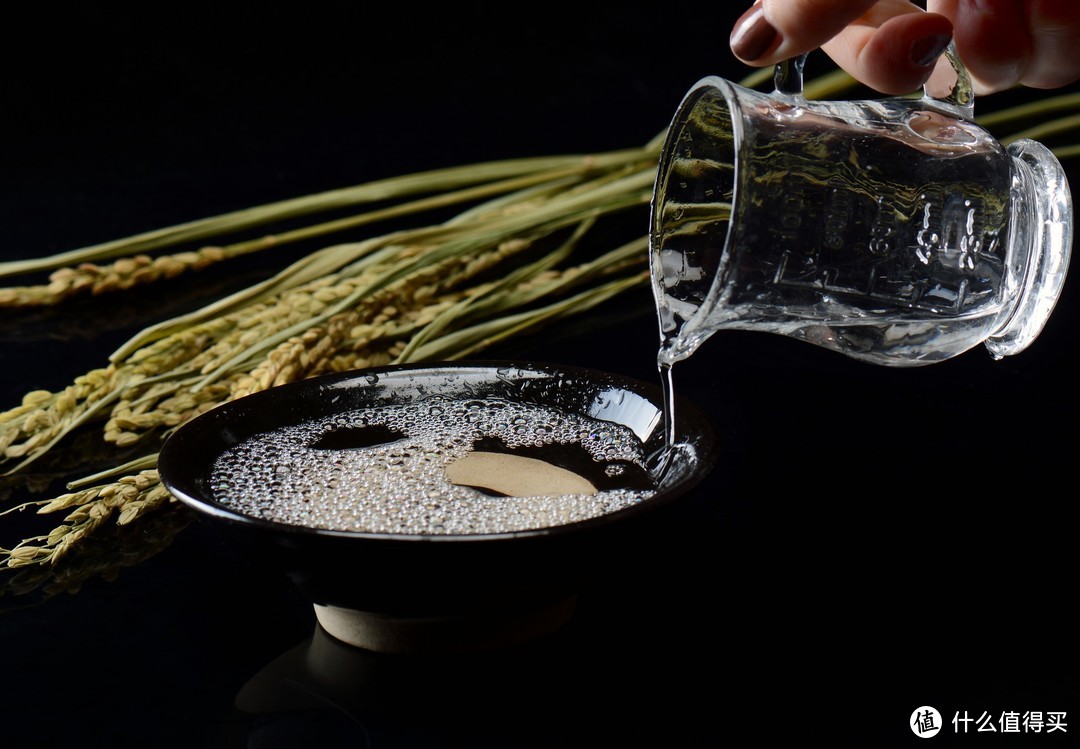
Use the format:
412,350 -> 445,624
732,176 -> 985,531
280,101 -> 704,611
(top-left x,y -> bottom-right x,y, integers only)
313,595 -> 579,654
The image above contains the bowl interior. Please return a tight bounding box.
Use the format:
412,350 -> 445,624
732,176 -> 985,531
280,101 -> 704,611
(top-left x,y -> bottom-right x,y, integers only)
158,360 -> 717,542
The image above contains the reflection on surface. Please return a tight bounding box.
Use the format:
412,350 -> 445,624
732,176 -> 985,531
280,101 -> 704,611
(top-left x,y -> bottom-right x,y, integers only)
311,595 -> 580,655
0,499 -> 193,603
0,246 -> 301,345
587,387 -> 661,444
235,621 -> 606,746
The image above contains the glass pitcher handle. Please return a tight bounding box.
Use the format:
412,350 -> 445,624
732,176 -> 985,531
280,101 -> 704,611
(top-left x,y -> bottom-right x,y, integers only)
773,53 -> 807,97
771,44 -> 974,119
922,41 -> 975,119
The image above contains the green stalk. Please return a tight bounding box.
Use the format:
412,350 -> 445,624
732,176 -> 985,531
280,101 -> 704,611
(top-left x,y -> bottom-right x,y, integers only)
213,163 -> 627,260
0,154 -> 631,281
998,112 -> 1080,145
409,274 -> 646,362
393,218 -> 597,363
976,91 -> 1080,130
66,455 -> 159,491
187,176 -> 652,392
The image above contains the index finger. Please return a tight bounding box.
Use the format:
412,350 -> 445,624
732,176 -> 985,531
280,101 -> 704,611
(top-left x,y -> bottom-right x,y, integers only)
730,0 -> 888,64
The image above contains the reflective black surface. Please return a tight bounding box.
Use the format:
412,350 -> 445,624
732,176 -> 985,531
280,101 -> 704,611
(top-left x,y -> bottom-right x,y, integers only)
2,5 -> 1076,747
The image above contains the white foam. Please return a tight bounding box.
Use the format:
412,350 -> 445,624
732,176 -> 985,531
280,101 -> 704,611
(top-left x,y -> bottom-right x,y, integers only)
210,397 -> 656,535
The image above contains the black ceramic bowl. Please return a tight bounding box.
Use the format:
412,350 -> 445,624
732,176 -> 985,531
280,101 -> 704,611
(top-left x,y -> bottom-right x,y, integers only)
158,361 -> 717,653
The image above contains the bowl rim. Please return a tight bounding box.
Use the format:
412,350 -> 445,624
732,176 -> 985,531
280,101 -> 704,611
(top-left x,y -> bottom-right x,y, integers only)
157,359 -> 718,545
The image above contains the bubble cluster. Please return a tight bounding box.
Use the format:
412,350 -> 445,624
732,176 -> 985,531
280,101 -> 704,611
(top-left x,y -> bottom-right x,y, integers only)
210,396 -> 656,535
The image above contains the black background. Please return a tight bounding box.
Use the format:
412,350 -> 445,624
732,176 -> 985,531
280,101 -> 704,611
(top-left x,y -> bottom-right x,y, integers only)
1,3 -> 1076,747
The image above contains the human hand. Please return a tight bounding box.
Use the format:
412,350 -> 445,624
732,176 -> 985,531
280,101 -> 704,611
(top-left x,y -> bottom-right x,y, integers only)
729,0 -> 1080,95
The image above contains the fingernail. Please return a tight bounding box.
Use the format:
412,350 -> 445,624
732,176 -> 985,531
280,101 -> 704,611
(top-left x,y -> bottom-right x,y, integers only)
731,2 -> 780,62
910,33 -> 952,68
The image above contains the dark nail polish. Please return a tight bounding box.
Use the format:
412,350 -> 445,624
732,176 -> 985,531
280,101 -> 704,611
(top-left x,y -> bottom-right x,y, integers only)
731,4 -> 780,62
910,33 -> 952,68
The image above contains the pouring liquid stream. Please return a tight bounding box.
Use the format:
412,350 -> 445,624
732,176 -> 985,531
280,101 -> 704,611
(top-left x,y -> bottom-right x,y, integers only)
647,339 -> 683,485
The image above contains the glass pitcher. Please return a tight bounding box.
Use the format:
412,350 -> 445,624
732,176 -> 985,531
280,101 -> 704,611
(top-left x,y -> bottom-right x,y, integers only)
649,50 -> 1073,367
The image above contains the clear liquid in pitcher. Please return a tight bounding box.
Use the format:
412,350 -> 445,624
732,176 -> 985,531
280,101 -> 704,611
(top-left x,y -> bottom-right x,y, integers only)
652,87 -> 1018,369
